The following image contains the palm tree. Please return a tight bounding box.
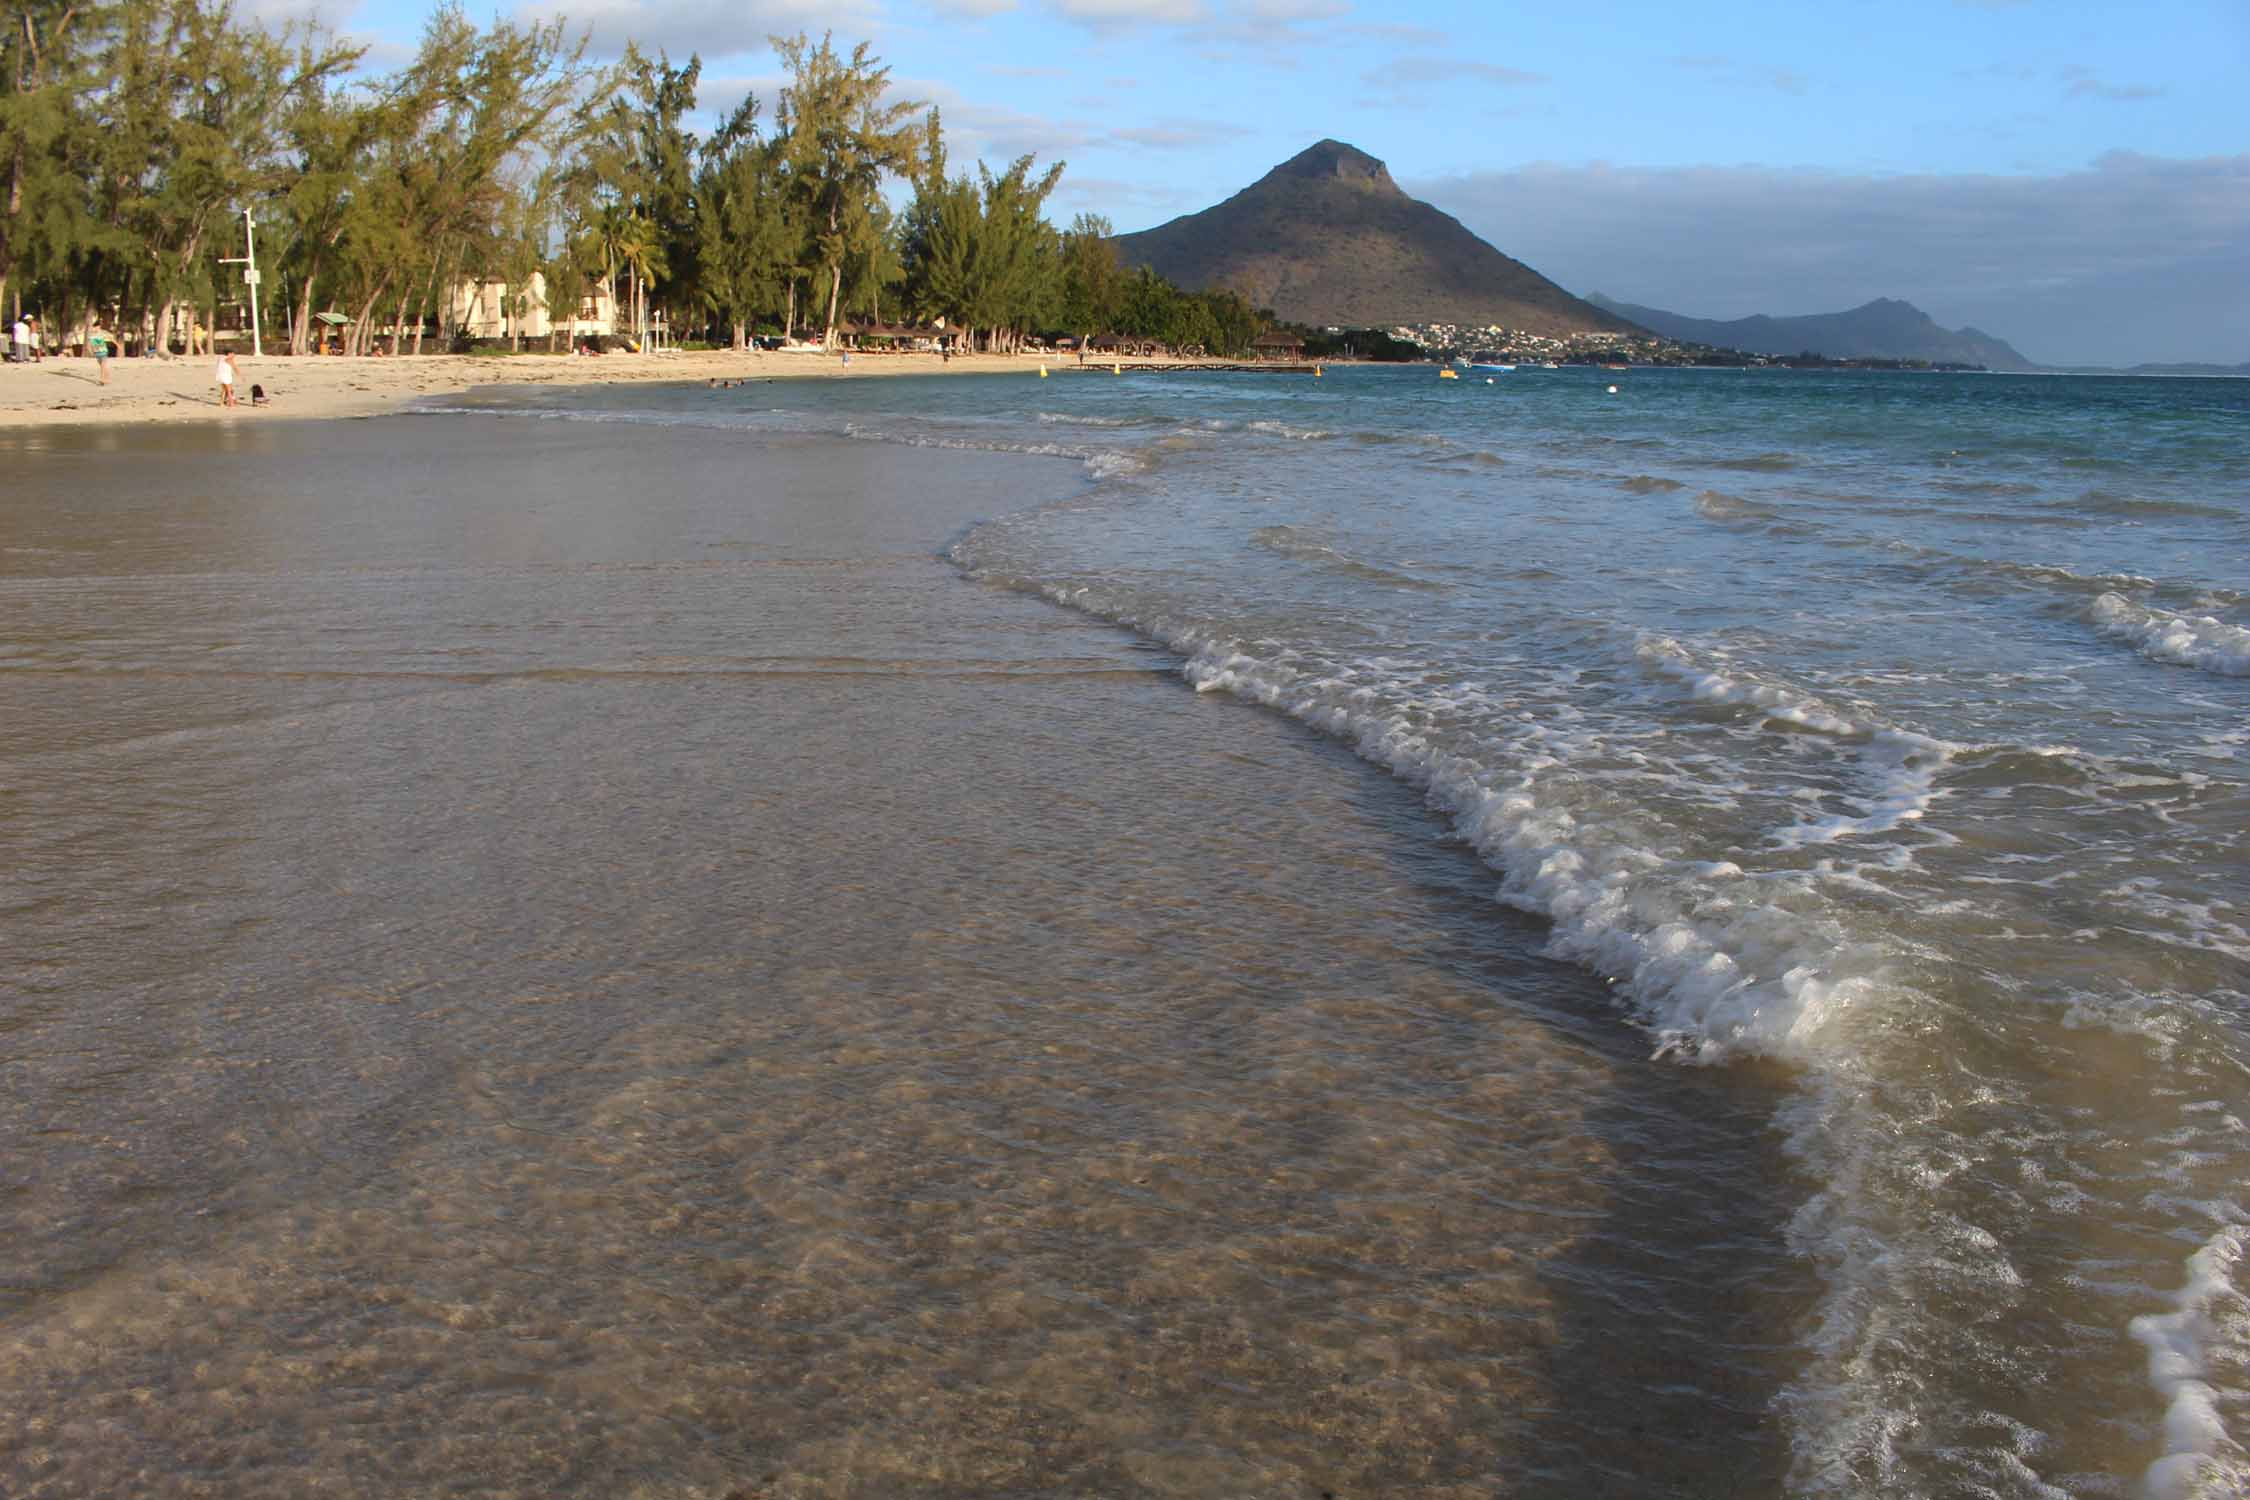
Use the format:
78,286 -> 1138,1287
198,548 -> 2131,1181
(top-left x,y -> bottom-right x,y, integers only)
615,211 -> 667,348
584,200 -> 628,342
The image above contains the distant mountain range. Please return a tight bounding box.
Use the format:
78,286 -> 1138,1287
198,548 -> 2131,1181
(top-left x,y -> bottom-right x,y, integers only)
1585,294 -> 2036,371
2071,360 -> 2250,377
1112,141 -> 1636,337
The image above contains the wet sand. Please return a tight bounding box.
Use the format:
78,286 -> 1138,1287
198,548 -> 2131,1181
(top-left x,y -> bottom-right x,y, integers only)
0,347 -> 1180,430
0,414 -> 1809,1495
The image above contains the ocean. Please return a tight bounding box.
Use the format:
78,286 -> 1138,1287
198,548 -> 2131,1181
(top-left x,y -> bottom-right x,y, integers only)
3,364 -> 2244,1496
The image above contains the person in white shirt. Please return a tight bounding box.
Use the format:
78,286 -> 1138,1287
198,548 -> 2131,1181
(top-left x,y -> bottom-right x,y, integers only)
214,351 -> 237,408
10,318 -> 27,364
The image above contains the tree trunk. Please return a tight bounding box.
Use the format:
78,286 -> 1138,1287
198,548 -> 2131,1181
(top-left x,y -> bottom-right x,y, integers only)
440,245 -> 465,349
293,275 -> 315,356
388,293 -> 407,356
411,250 -> 440,357
784,280 -> 795,341
732,320 -> 745,350
824,260 -> 842,349
349,278 -> 388,356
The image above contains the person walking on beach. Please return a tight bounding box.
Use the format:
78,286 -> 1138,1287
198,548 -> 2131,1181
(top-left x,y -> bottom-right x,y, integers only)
88,323 -> 114,384
11,316 -> 28,364
215,350 -> 238,408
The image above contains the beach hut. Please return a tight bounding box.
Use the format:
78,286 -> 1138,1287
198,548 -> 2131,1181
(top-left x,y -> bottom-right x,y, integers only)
845,321 -> 956,352
1089,333 -> 1159,358
1252,331 -> 1305,361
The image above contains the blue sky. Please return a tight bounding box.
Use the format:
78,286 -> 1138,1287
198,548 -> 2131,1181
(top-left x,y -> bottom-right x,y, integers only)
309,0 -> 2249,364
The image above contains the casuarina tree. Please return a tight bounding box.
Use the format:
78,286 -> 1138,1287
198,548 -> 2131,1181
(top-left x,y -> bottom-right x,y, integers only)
770,31 -> 918,350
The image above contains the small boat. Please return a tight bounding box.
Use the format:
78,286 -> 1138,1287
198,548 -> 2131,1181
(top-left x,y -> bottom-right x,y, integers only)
1470,363 -> 1515,373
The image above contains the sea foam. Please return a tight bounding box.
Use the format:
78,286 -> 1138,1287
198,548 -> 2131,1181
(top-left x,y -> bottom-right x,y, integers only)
2131,1227 -> 2248,1500
2091,594 -> 2250,677
1163,630 -> 1889,1063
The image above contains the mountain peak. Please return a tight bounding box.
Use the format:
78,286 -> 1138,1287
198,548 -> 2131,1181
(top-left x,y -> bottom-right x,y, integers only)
1266,139 -> 1399,193
1111,143 -> 1634,336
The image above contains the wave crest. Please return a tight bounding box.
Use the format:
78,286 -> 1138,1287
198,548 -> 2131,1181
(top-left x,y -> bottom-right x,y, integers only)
2091,594 -> 2250,676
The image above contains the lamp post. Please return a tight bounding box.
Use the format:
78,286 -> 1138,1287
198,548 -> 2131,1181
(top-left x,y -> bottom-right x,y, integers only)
217,208 -> 263,358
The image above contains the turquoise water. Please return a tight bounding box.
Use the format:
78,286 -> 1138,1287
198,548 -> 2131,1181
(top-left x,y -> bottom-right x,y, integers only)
443,365 -> 2246,1496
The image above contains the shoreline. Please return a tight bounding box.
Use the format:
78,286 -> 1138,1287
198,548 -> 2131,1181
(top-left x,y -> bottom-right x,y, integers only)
0,346 -> 1199,430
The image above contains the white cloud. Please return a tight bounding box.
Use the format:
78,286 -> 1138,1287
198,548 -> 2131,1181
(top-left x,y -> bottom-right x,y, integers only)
1360,55 -> 1545,103
1408,152 -> 2250,366
1669,54 -> 1807,94
694,70 -> 788,119
888,76 -> 1089,164
1044,0 -> 1209,27
507,0 -> 873,63
235,0 -> 355,32
1340,20 -> 1445,47
2059,65 -> 2164,102
1102,118 -> 1254,149
1052,174 -> 1201,223
1240,0 -> 1346,18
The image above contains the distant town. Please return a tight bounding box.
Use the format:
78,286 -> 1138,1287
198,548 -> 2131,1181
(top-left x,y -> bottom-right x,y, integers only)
1369,322 -> 1988,372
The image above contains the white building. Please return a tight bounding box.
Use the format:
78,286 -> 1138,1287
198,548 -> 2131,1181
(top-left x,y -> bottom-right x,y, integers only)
446,273 -> 617,342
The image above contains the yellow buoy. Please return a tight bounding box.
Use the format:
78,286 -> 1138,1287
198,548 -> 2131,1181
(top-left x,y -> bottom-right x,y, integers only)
1113,363 -> 1121,374
1038,365 -> 1048,377
1314,365 -> 1322,377
1439,368 -> 1459,380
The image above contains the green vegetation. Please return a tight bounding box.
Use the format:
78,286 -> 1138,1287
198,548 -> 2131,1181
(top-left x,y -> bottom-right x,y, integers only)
1301,328 -> 1422,362
0,11 -> 1267,356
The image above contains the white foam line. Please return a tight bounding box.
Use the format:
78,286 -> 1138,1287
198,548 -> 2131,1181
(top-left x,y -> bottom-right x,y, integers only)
411,402 -> 1146,484
1633,634 -> 1866,736
2130,1227 -> 2248,1499
1629,635 -> 1964,850
1172,632 -> 1878,1062
1774,730 -> 1956,850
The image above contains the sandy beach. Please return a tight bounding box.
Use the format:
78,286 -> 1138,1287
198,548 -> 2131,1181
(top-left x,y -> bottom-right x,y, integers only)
0,346 -> 1171,428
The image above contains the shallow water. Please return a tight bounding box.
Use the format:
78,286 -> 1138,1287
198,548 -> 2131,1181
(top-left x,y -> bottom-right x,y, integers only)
426,364 -> 2250,1497
2,414 -> 1814,1495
